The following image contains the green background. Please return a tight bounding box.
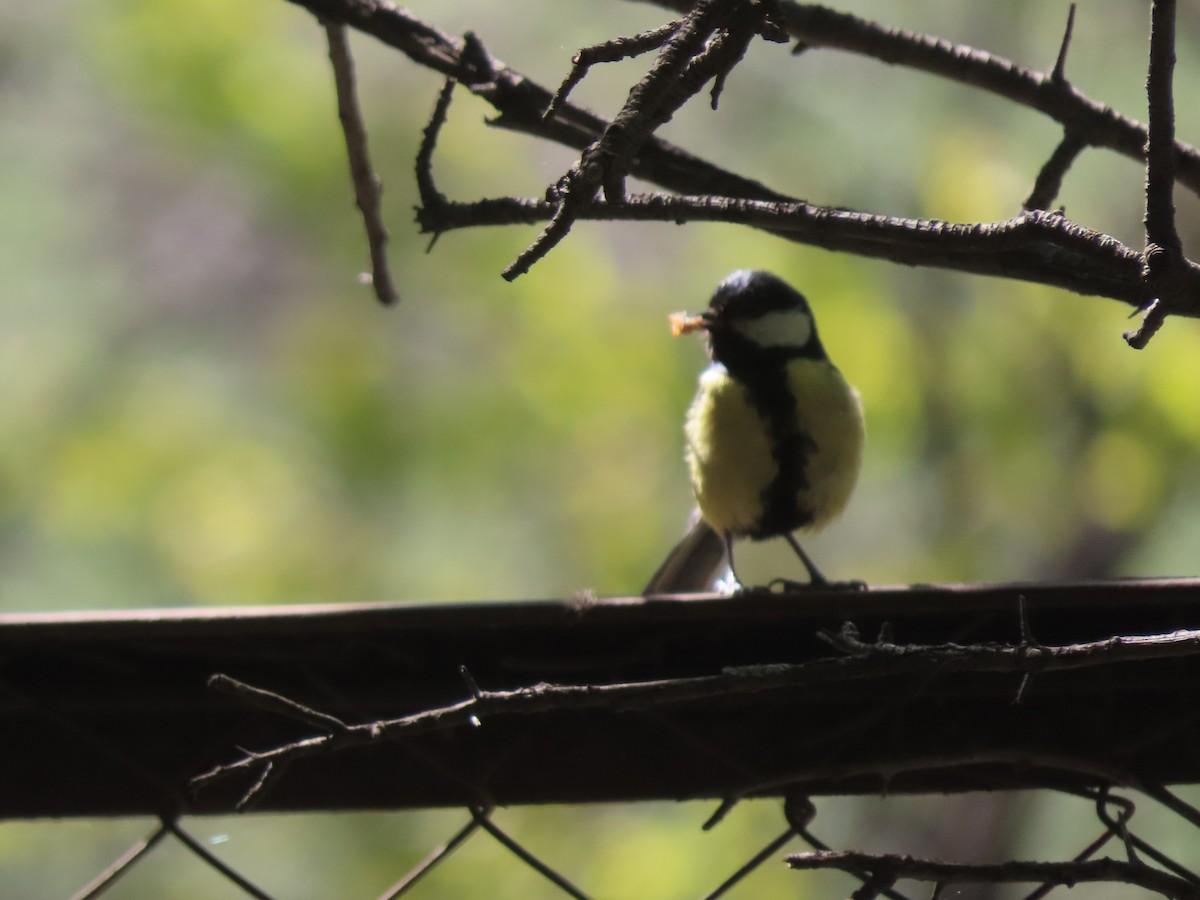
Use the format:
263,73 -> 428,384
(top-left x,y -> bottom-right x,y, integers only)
3,0 -> 1200,896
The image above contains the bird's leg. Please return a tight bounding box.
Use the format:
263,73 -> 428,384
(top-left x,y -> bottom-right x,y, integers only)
783,532 -> 827,585
767,533 -> 867,592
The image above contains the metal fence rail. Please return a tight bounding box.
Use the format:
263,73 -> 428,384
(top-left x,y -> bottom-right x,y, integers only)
4,581 -> 1200,897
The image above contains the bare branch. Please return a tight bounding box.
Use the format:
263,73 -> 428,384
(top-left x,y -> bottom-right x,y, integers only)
1127,0 -> 1192,348
1144,0 -> 1182,255
644,0 -> 1200,196
291,0 -> 1200,324
193,623 -> 1200,797
322,21 -> 398,305
1095,788 -> 1200,888
786,850 -> 1200,899
1024,131 -> 1086,211
414,77 -> 459,252
421,193 -> 1187,314
1125,295 -> 1168,349
1051,3 -> 1077,84
543,21 -> 679,120
503,0 -> 783,279
208,673 -> 349,734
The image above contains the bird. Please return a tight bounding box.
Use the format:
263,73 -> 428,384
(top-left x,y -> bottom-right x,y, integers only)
644,270 -> 865,594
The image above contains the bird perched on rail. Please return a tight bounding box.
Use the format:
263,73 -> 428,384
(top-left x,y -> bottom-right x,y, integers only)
644,270 -> 865,593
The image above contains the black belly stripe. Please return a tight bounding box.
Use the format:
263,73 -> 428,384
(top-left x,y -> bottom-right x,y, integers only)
733,361 -> 817,539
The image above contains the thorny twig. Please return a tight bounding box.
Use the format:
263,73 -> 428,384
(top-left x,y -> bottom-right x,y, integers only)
643,0 -> 1200,192
1128,0 -> 1190,348
194,624 -> 1200,805
297,0 -> 1200,337
501,0 -> 786,281
543,21 -> 680,120
786,849 -> 1200,899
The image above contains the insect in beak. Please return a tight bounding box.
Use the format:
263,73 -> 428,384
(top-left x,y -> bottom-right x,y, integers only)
669,311 -> 711,337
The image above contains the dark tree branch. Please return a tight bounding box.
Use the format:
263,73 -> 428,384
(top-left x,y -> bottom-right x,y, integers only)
1024,131 -> 1087,211
1095,789 -> 1200,888
785,850 -> 1200,899
414,76 -> 457,251
1127,0 -> 1188,349
295,0 -> 1200,334
502,0 -> 786,281
1144,0 -> 1182,256
322,21 -> 398,305
543,21 -> 680,120
646,0 -> 1200,197
295,0 -> 1200,199
418,190 -> 1186,313
1050,3 -> 1077,84
209,674 -> 349,734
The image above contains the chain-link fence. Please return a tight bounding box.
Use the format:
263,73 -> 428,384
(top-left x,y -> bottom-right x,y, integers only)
7,786 -> 1198,898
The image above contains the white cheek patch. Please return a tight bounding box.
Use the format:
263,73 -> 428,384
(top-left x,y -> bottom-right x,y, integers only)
732,309 -> 813,349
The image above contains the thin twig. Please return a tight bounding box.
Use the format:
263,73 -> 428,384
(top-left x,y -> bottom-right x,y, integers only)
786,850 -> 1200,899
501,186 -> 592,281
1097,788 -> 1200,886
504,0 -> 748,279
209,673 -> 349,733
786,799 -> 911,900
233,757 -> 281,812
1051,3 -> 1077,84
544,21 -> 680,120
194,624 -> 1200,802
294,0 -> 1200,319
323,20 -> 398,306
414,76 -> 458,252
641,0 -> 1200,195
1143,0 -> 1181,255
1023,131 -> 1086,211
425,192 -> 1180,312
1127,0 -> 1186,348
1023,786 -> 1132,900
1124,297 -> 1168,349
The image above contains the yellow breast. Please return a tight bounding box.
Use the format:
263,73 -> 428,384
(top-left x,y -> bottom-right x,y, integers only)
685,360 -> 864,538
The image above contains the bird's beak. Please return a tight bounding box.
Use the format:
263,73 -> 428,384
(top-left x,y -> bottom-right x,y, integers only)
669,311 -> 711,337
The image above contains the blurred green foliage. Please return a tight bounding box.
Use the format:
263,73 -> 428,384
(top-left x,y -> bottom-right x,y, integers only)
4,0 -> 1200,896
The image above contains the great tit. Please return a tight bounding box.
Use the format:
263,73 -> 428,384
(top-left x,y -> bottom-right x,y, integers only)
645,270 -> 865,593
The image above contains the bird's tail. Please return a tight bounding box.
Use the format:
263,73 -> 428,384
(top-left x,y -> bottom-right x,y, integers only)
643,510 -> 730,595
